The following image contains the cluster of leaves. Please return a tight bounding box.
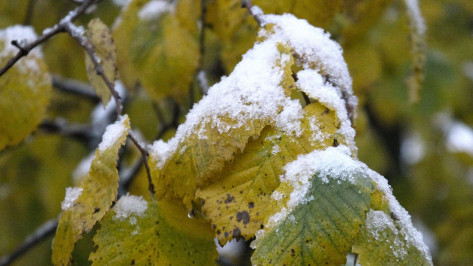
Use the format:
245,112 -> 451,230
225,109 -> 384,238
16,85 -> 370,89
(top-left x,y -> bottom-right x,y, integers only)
0,0 -> 471,265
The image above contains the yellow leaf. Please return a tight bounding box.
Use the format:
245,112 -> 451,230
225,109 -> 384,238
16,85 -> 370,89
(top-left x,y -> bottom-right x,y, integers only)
0,25 -> 52,151
113,0 -> 200,102
52,116 -> 130,265
90,198 -> 218,265
85,18 -> 117,106
196,102 -> 340,244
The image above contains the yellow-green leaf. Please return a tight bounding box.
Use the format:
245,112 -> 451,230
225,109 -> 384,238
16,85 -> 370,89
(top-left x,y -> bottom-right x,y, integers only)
90,198 -> 218,265
52,116 -> 130,265
113,0 -> 199,102
85,18 -> 117,106
251,148 -> 375,265
196,102 -> 340,244
353,209 -> 432,265
0,25 -> 52,151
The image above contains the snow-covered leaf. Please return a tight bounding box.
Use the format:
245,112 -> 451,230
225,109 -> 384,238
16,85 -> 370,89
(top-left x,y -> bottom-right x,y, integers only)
0,25 -> 52,151
52,116 -> 130,265
251,148 -> 375,265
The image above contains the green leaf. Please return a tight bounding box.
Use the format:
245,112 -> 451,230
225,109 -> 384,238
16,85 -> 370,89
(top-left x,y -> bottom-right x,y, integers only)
85,18 -> 117,106
52,116 -> 130,265
353,209 -> 432,265
251,150 -> 375,265
90,198 -> 218,265
0,25 -> 52,151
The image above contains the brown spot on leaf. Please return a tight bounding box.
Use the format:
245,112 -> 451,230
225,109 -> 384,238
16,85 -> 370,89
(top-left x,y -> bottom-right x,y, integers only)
233,228 -> 241,238
248,202 -> 254,208
225,194 -> 235,203
236,211 -> 250,225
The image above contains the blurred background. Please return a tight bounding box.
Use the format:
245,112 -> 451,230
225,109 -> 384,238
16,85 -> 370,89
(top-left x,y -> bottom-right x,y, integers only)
0,0 -> 472,265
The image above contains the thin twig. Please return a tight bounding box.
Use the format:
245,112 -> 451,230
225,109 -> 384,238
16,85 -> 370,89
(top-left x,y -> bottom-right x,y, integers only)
0,0 -> 97,77
241,0 -> 265,27
63,22 -> 122,115
128,133 -> 155,195
0,219 -> 58,266
62,16 -> 154,192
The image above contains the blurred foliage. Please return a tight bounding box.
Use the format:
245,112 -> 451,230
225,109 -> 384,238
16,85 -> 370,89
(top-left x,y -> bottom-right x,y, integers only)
0,0 -> 472,265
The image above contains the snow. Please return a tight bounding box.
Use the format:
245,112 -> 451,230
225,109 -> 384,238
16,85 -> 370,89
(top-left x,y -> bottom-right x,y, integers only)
404,0 -> 426,35
98,115 -> 128,152
72,152 -> 95,184
251,145 -> 432,263
446,122 -> 473,156
366,168 -> 432,263
113,194 -> 148,220
435,111 -> 473,156
463,61 -> 473,82
150,13 -> 357,168
262,14 -> 357,122
296,69 -> 356,152
61,187 -> 83,211
138,0 -> 174,21
401,131 -> 425,165
264,146 -> 365,229
0,25 -> 43,74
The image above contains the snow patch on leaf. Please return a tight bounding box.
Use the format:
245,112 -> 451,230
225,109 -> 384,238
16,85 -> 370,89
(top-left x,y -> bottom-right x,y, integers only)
98,116 -> 129,152
265,146 -> 365,229
0,25 -> 42,74
262,14 -> 357,121
61,187 -> 83,211
113,194 -> 148,220
366,169 -> 432,263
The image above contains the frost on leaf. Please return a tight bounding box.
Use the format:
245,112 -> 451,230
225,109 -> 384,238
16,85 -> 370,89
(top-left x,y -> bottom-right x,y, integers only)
113,0 -> 200,102
52,116 -> 130,266
0,25 -> 52,151
352,169 -> 433,265
90,199 -> 217,265
85,18 -> 117,106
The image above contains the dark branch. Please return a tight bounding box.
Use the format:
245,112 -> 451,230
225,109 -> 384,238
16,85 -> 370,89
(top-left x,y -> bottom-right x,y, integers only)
52,75 -> 100,102
241,0 -> 265,27
128,133 -> 155,195
0,219 -> 58,266
0,0 -> 97,77
39,119 -> 94,145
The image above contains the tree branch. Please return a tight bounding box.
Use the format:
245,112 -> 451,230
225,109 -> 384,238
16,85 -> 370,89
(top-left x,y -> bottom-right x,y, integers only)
241,0 -> 265,27
52,75 -> 100,102
39,119 -> 95,145
0,219 -> 58,266
128,133 -> 155,195
0,0 -> 98,77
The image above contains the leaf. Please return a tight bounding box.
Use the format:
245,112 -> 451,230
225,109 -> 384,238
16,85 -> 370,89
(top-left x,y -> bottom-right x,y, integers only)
85,18 -> 117,106
90,198 -> 218,265
250,148 -> 375,265
113,0 -> 200,102
352,209 -> 432,265
148,43 -> 297,207
351,169 -> 433,265
52,116 -> 130,265
0,25 -> 52,151
196,102 -> 340,244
